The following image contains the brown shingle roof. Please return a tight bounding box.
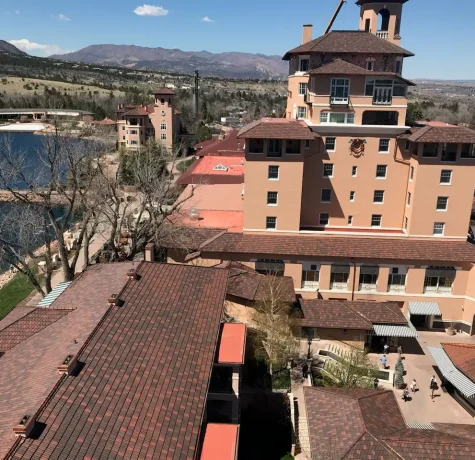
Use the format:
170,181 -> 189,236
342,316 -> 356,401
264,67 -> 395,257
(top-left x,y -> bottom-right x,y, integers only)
307,59 -> 416,85
9,262 -> 229,460
183,231 -> 475,263
154,88 -> 176,95
442,343 -> 475,382
283,31 -> 414,59
353,301 -> 407,325
123,106 -> 150,116
407,125 -> 475,143
237,118 -> 316,140
304,386 -> 475,460
196,130 -> 244,157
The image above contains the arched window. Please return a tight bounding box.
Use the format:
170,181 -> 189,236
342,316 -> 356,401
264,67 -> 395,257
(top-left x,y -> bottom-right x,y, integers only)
378,8 -> 390,31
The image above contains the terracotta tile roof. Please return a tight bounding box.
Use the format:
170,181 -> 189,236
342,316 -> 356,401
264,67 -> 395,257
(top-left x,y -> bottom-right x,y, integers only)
201,423 -> 239,460
407,125 -> 475,143
217,323 -> 246,364
154,88 -> 176,95
0,309 -> 71,353
283,31 -> 414,59
442,343 -> 475,382
176,156 -> 245,186
184,231 -> 475,263
0,263 -> 133,459
307,59 -> 416,85
304,387 -> 475,460
123,106 -> 150,116
9,262 -> 229,460
237,118 -> 316,140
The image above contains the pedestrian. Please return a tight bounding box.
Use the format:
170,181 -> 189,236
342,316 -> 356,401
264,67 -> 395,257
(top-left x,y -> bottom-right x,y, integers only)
430,375 -> 437,389
410,379 -> 417,393
380,355 -> 387,369
302,363 -> 309,380
403,387 -> 410,402
397,345 -> 403,357
384,343 -> 390,355
373,378 -> 379,390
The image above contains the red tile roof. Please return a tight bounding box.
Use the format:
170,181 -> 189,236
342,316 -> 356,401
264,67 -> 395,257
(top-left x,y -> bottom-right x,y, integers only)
8,262 -> 229,460
0,263 -> 133,459
123,106 -> 150,116
307,59 -> 416,85
442,343 -> 475,382
407,125 -> 475,143
154,88 -> 176,95
201,423 -> 239,460
176,156 -> 245,186
237,118 -> 316,140
283,31 -> 414,59
218,323 -> 246,364
304,386 -> 475,459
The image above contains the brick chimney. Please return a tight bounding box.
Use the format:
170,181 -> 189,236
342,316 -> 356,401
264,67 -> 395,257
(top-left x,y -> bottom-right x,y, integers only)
302,24 -> 313,45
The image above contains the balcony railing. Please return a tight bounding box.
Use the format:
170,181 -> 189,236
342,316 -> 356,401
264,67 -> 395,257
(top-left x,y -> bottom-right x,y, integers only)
373,87 -> 393,105
423,286 -> 452,295
330,282 -> 348,291
302,281 -> 319,290
330,96 -> 349,106
359,283 -> 377,292
388,284 -> 406,293
376,31 -> 389,39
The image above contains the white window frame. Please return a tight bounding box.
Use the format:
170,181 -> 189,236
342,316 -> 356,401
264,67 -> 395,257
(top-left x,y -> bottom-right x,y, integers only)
436,196 -> 448,211
323,163 -> 334,178
320,112 -> 329,123
376,165 -> 387,179
267,191 -> 278,206
298,82 -> 308,96
297,106 -> 307,119
373,190 -> 385,204
321,189 -> 332,203
298,56 -> 310,73
349,191 -> 355,202
433,222 -> 445,236
388,266 -> 407,292
371,214 -> 382,227
379,139 -> 390,153
319,213 -> 330,226
320,112 -> 355,124
407,192 -> 411,207
366,60 -> 375,71
268,165 -> 279,181
348,215 -> 353,226
160,133 -> 167,140
301,262 -> 320,289
130,129 -> 138,135
440,169 -> 452,185
325,137 -> 336,152
266,216 -> 277,230
330,78 -> 350,104
160,123 -> 167,130
352,166 -> 357,177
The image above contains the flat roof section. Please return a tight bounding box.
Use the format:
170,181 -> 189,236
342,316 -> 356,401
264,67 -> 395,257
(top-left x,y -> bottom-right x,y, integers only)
200,423 -> 239,460
218,323 -> 246,365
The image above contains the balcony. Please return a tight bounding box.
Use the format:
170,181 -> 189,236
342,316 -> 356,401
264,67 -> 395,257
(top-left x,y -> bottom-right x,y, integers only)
330,96 -> 349,106
373,87 -> 393,106
376,31 -> 389,39
423,286 -> 452,295
330,282 -> 348,292
362,110 -> 399,126
359,283 -> 377,292
388,284 -> 406,293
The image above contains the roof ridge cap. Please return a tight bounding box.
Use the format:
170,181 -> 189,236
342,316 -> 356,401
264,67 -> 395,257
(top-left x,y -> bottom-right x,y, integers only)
343,301 -> 373,327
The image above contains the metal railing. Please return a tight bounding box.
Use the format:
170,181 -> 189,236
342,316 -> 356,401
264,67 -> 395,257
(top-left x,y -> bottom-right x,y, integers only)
330,96 -> 349,105
423,286 -> 452,295
330,282 -> 348,291
373,87 -> 393,105
359,283 -> 377,292
388,284 -> 406,293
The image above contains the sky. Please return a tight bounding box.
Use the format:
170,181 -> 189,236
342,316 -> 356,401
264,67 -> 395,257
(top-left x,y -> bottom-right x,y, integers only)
1,0 -> 474,80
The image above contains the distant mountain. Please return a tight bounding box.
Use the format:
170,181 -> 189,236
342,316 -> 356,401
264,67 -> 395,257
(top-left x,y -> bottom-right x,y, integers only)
49,44 -> 288,79
0,40 -> 27,56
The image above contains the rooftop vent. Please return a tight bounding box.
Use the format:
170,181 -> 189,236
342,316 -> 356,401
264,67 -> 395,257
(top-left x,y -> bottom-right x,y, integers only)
13,414 -> 35,438
57,354 -> 78,375
127,268 -> 140,280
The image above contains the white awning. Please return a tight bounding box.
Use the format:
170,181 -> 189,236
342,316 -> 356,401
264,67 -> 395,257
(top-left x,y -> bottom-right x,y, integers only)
408,301 -> 441,316
427,346 -> 475,398
36,281 -> 72,307
372,324 -> 418,338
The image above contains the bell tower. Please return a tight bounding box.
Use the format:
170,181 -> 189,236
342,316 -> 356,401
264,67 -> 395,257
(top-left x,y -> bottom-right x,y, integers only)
356,0 -> 408,46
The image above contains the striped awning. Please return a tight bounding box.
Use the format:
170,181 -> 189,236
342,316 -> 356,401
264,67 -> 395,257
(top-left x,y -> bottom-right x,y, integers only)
36,281 -> 72,307
372,324 -> 418,338
427,346 -> 475,398
408,301 -> 441,316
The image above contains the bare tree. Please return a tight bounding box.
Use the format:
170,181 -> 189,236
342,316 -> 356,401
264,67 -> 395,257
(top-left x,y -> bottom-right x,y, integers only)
0,121 -> 113,295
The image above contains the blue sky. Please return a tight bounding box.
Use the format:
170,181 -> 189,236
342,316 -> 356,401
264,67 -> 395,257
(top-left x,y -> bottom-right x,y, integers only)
1,0 -> 474,80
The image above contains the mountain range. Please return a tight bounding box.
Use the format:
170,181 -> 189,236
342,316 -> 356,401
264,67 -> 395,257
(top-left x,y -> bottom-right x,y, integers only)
0,40 -> 27,56
49,44 -> 288,79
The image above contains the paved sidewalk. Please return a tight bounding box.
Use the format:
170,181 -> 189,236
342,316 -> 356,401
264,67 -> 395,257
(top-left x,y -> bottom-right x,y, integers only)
291,366 -> 312,460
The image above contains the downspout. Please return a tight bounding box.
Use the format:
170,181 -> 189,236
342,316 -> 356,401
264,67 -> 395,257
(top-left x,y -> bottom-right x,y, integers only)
393,138 -> 411,232
351,258 -> 356,301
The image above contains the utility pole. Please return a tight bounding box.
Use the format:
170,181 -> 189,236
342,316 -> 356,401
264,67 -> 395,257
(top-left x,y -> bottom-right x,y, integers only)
193,70 -> 199,118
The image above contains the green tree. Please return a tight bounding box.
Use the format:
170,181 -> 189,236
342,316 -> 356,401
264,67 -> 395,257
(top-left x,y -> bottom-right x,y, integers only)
406,102 -> 424,124
195,123 -> 213,143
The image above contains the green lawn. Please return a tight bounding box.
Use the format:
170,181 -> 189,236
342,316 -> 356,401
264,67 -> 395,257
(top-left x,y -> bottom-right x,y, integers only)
0,274 -> 35,320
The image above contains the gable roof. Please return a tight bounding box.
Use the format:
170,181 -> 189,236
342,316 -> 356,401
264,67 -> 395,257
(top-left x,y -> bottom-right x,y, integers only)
406,125 -> 475,143
154,88 -> 176,95
283,31 -> 414,59
306,59 -> 416,85
196,130 -> 244,157
237,118 -> 316,140
442,343 -> 475,382
8,262 -> 229,460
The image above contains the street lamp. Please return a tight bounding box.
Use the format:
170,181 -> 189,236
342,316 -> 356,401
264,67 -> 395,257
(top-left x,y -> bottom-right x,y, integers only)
307,337 -> 312,360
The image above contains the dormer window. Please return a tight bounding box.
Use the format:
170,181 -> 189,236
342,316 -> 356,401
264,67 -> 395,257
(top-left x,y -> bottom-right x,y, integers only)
366,58 -> 375,71
213,164 -> 228,171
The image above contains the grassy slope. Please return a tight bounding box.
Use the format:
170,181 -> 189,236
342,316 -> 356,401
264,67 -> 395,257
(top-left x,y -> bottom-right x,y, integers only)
0,274 -> 35,320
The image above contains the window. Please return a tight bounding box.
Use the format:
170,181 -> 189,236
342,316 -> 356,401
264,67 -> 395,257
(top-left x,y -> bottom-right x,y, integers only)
249,138 -> 264,154
266,217 -> 277,230
366,60 -> 374,71
268,139 -> 282,157
297,106 -> 307,119
321,189 -> 332,203
298,83 -> 308,96
131,140 -> 138,145
404,217 -> 408,229
422,143 -> 438,157
286,139 -> 301,154
299,58 -> 309,72
407,192 -> 411,206
424,267 -> 455,294
349,191 -> 355,202
325,137 -> 336,151
433,222 -> 445,235
442,143 -> 457,162
359,266 -> 379,291
374,190 -> 385,203
122,136 -> 126,140
346,113 -> 355,124
268,165 -> 279,180
330,265 -> 350,290
256,259 -> 284,276
330,79 -> 350,103
160,123 -> 167,130
348,216 -> 353,226
320,112 -> 328,123
410,166 -> 414,181
323,164 -> 334,177
213,164 -> 228,171
352,166 -> 357,177
267,191 -> 278,206
319,213 -> 329,226
320,113 -> 355,124
388,267 -> 406,292
379,139 -> 390,153
130,129 -> 138,135
395,60 -> 402,74
160,133 -> 167,140
376,165 -> 387,178
440,170 -> 452,184
122,126 -> 125,131
393,83 -> 406,97
371,215 -> 382,227
437,197 -> 448,211
302,264 -> 319,289
461,144 -> 475,159
365,18 -> 370,31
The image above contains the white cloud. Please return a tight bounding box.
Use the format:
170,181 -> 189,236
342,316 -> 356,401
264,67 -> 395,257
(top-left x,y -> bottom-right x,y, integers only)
202,16 -> 214,23
133,4 -> 168,16
57,14 -> 71,21
8,39 -> 71,56
15,10 -> 20,15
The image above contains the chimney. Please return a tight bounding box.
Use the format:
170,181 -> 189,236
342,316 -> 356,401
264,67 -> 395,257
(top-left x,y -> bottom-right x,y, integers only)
145,243 -> 155,262
57,354 -> 78,375
13,415 -> 35,438
127,268 -> 140,280
302,24 -> 313,45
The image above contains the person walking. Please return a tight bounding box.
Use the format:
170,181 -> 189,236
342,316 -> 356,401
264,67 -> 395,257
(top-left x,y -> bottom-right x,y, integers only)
397,345 -> 403,358
380,355 -> 387,369
383,343 -> 390,355
373,378 -> 379,390
410,379 -> 417,393
430,375 -> 437,389
402,387 -> 410,402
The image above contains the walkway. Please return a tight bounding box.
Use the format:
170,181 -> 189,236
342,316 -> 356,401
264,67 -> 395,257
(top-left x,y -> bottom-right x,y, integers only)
291,366 -> 312,460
